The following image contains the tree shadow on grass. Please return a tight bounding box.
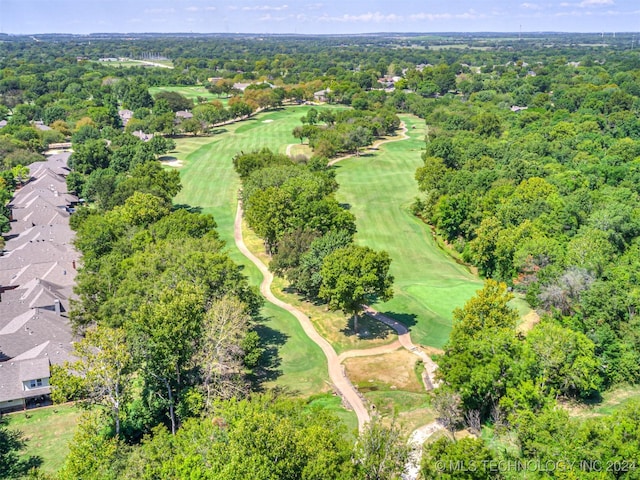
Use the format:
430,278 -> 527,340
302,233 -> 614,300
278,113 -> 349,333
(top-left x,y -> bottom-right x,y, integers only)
172,204 -> 203,214
379,311 -> 419,332
250,320 -> 288,391
340,314 -> 395,340
579,391 -> 604,407
0,418 -> 43,478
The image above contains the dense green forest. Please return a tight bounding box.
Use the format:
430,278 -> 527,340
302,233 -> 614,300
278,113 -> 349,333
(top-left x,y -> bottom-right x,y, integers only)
2,33 -> 640,479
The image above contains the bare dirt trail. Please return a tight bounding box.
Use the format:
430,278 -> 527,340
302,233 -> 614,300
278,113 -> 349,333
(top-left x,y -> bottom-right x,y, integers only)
402,421 -> 444,480
337,340 -> 403,362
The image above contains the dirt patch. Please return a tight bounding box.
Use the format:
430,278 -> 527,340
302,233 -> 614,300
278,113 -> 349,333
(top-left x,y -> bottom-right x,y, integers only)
262,119 -> 274,123
517,310 -> 541,333
344,349 -> 424,393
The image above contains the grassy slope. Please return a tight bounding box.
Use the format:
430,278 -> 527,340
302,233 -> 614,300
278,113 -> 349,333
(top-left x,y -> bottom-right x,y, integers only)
172,107 -> 337,396
6,404 -> 81,474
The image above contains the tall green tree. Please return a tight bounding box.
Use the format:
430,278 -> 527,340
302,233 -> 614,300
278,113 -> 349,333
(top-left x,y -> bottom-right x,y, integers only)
354,417 -> 409,480
0,418 -> 40,478
129,282 -> 206,434
437,280 -> 521,413
68,326 -> 133,436
319,244 -> 394,332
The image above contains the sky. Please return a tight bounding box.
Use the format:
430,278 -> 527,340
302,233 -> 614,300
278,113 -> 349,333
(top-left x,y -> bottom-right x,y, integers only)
1,0 -> 640,35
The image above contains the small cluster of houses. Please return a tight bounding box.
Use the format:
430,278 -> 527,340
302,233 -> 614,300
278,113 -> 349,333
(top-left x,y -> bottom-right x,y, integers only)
0,152 -> 79,413
117,108 -> 195,141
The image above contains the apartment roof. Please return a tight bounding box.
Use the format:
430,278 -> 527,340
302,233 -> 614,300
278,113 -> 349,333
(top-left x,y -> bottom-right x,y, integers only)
0,308 -> 75,363
0,260 -> 77,288
5,224 -> 75,251
0,358 -> 52,403
28,152 -> 72,177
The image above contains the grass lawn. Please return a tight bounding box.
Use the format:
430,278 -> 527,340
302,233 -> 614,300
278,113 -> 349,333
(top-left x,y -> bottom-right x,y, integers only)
365,390 -> 434,434
172,106 -> 340,395
5,403 -> 82,474
306,393 -> 359,437
565,385 -> 640,418
333,115 -> 484,349
149,85 -> 229,104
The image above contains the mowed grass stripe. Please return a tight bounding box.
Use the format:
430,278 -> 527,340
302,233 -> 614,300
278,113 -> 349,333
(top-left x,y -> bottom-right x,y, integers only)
172,107 -> 339,395
334,114 -> 483,349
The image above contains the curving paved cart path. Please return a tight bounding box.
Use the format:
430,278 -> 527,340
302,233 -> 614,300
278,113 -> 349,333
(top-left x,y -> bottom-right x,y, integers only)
361,306 -> 441,390
237,117 -> 444,452
234,202 -> 371,430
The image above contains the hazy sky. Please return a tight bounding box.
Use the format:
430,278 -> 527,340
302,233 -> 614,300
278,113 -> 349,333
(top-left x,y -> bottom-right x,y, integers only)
2,0 -> 640,35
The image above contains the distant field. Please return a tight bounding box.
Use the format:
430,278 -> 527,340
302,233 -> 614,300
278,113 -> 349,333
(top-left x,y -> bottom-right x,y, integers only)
429,44 -> 492,50
149,85 -> 229,104
6,403 -> 81,474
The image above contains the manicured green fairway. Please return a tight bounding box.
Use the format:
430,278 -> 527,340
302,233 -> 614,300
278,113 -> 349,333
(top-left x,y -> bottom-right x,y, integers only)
334,115 -> 484,349
149,85 -> 228,104
173,107 -> 338,395
173,107 -> 530,360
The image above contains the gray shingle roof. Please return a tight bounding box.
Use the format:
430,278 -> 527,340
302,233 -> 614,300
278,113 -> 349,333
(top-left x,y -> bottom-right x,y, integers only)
0,260 -> 77,288
5,224 -> 75,251
28,153 -> 72,177
0,358 -> 51,403
0,240 -> 79,270
0,309 -> 75,363
1,150 -> 78,370
19,357 -> 50,381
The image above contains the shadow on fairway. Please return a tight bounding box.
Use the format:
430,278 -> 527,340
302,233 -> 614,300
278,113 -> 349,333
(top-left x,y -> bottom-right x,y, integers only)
173,204 -> 203,213
252,321 -> 288,389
